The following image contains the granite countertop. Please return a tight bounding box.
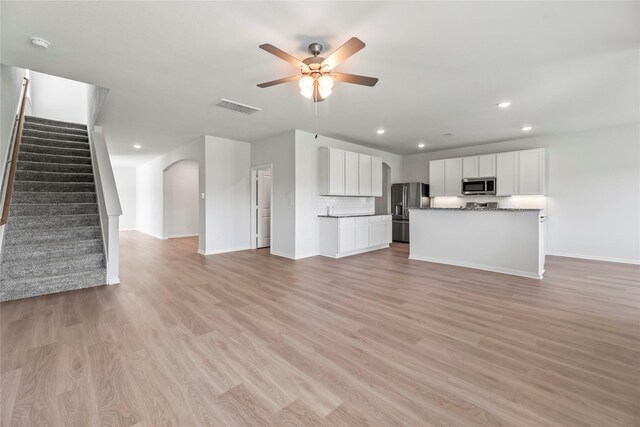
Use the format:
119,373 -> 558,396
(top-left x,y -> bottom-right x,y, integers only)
317,213 -> 389,218
415,207 -> 542,212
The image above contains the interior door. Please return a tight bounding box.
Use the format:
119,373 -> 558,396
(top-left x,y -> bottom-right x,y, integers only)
257,169 -> 271,248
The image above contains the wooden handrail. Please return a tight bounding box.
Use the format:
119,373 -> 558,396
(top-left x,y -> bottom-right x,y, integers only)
1,78 -> 30,225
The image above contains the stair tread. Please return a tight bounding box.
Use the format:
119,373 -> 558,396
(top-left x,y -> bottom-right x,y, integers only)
2,252 -> 103,266
25,116 -> 87,129
19,151 -> 91,161
22,142 -> 90,153
4,237 -> 103,249
1,266 -> 106,284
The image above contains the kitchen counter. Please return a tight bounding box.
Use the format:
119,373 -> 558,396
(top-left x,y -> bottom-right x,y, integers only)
409,208 -> 545,279
318,213 -> 389,218
419,207 -> 542,212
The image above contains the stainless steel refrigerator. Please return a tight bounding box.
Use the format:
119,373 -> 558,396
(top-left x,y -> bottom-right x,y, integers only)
392,182 -> 429,243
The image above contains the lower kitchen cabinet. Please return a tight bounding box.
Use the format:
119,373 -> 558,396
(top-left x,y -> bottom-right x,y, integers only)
319,215 -> 392,258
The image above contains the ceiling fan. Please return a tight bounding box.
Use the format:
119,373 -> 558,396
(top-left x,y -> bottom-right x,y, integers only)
257,37 -> 378,102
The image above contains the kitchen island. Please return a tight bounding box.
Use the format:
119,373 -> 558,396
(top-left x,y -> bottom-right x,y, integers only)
409,208 -> 545,278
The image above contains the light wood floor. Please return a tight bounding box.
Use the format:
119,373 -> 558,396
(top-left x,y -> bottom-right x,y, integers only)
2,232 -> 639,426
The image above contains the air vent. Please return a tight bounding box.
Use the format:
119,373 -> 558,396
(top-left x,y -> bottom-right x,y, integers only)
213,98 -> 262,115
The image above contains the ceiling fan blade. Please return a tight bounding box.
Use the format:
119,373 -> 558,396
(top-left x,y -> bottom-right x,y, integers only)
331,72 -> 379,87
321,37 -> 366,70
259,44 -> 309,71
257,76 -> 300,88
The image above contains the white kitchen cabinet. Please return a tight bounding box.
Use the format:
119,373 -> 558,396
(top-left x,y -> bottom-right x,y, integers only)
355,217 -> 369,249
344,151 -> 359,195
444,158 -> 463,196
478,154 -> 496,177
369,216 -> 382,246
519,149 -> 545,195
338,218 -> 356,253
358,154 -> 372,196
382,215 -> 392,243
319,215 -> 392,258
496,151 -> 519,196
318,147 -> 345,195
371,156 -> 382,197
429,160 -> 445,196
462,156 -> 479,178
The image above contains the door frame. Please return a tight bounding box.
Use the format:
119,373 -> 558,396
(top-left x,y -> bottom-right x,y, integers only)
250,164 -> 273,250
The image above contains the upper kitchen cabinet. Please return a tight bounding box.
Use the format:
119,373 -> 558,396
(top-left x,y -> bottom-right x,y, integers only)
319,147 -> 345,195
319,147 -> 383,197
497,151 -> 519,196
444,158 -> 463,196
519,149 -> 545,195
429,160 -> 445,196
462,156 -> 479,178
371,156 -> 383,197
496,149 -> 546,196
344,151 -> 359,195
358,154 -> 372,196
478,154 -> 497,177
463,155 -> 497,178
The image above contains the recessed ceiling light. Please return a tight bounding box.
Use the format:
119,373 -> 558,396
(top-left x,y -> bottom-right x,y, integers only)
376,129 -> 385,135
521,125 -> 533,132
418,143 -> 425,149
497,101 -> 512,108
30,37 -> 51,49
133,144 -> 142,149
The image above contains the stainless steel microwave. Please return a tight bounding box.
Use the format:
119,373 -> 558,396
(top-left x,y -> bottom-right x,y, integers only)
461,177 -> 496,195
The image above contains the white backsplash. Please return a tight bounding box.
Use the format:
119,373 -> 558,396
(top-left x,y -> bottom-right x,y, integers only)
318,196 -> 375,216
432,195 -> 547,212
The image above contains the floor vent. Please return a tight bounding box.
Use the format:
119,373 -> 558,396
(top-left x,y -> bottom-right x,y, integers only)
213,98 -> 262,115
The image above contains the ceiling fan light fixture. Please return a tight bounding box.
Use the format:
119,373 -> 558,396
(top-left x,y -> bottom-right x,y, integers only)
318,87 -> 332,99
318,75 -> 334,90
300,87 -> 313,99
299,76 -> 314,91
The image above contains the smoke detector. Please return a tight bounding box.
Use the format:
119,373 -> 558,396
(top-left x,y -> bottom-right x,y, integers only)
30,37 -> 51,49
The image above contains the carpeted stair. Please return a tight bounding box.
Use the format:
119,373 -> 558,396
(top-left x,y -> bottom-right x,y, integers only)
0,116 -> 106,301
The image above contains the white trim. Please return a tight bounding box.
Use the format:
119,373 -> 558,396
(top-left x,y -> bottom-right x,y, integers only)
167,233 -> 198,239
198,246 -> 251,256
408,254 -> 543,279
320,244 -> 390,259
546,251 -> 640,265
293,252 -> 319,260
136,229 -> 166,240
106,277 -> 120,285
269,250 -> 296,260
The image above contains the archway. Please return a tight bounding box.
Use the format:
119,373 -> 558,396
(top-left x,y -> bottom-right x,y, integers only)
163,159 -> 199,241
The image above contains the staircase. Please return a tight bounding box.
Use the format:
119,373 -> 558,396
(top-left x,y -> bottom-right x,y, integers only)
0,116 -> 106,301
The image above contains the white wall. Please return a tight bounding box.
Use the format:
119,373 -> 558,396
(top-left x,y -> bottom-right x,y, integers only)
203,136 -> 251,254
251,131 -> 297,258
163,160 -> 199,238
294,130 -> 404,259
0,64 -> 27,180
136,140 -> 205,242
30,71 -> 87,124
402,124 -> 640,264
112,165 -> 137,231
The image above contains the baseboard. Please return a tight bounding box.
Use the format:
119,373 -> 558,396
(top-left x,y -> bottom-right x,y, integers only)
167,233 -> 198,239
106,277 -> 120,285
546,251 -> 640,265
320,244 -> 390,259
198,246 -> 251,256
269,250 -> 296,260
294,252 -> 320,260
408,254 -> 543,279
136,230 -> 165,240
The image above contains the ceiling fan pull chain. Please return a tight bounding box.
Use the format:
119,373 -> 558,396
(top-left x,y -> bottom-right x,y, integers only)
314,99 -> 318,139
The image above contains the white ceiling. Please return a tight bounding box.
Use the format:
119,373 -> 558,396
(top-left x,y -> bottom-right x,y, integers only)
2,1 -> 639,165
